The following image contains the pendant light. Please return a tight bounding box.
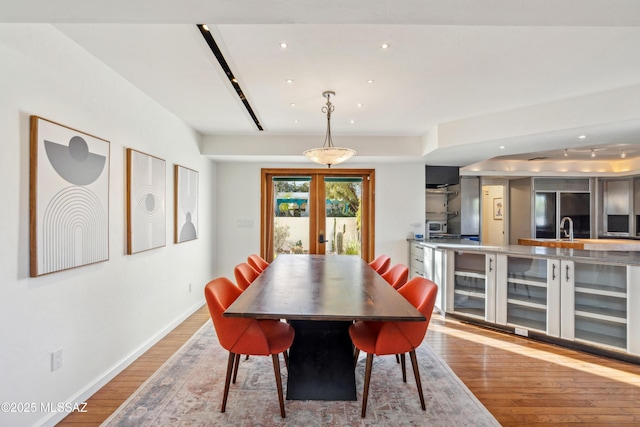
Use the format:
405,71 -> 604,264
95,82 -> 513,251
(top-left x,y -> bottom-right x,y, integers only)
303,91 -> 355,168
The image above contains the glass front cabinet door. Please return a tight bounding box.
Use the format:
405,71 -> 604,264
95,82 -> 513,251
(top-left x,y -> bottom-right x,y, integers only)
495,256 -> 561,337
559,261 -> 640,356
446,251 -> 497,322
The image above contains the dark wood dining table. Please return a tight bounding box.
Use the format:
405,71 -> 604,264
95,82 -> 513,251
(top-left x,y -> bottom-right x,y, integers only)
224,254 -> 425,401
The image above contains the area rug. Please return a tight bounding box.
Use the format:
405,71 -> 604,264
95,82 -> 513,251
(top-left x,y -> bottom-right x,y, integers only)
102,322 -> 500,427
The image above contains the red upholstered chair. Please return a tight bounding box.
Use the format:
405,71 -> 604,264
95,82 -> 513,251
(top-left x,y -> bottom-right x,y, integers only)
349,277 -> 438,418
381,263 -> 409,290
368,255 -> 391,275
247,254 -> 270,273
234,262 -> 260,290
204,277 -> 295,418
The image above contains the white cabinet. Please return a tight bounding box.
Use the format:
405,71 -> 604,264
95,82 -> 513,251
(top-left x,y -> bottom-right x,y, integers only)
446,250 -> 496,322
409,242 -> 426,279
560,261 -> 633,352
496,256 -> 561,337
408,243 -> 447,313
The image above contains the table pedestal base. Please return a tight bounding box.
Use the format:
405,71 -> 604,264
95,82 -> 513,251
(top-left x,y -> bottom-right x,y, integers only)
286,320 -> 356,401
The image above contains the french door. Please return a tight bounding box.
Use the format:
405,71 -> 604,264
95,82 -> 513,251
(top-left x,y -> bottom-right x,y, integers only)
260,168 -> 375,262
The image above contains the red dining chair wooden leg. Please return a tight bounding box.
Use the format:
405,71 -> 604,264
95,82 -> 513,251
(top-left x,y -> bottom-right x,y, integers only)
361,353 -> 374,418
395,354 -> 400,363
283,349 -> 289,370
272,353 -> 286,418
400,353 -> 407,383
353,348 -> 360,367
222,352 -> 235,413
409,349 -> 426,410
232,353 -> 241,384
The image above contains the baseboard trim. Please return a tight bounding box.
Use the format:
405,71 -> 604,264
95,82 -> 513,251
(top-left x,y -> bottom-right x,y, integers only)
36,301 -> 205,427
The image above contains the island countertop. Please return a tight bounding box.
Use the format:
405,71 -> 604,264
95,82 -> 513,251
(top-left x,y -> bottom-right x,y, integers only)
409,239 -> 640,266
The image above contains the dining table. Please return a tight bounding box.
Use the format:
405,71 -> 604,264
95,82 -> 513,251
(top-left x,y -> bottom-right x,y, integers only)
223,254 -> 425,401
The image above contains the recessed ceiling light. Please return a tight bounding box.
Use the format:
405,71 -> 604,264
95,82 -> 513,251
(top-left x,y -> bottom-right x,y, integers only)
290,103 -> 296,107
367,79 -> 374,84
357,103 -> 363,107
350,119 -> 355,124
564,149 -> 568,157
499,146 -> 506,150
579,135 -> 586,139
285,79 -> 293,84
294,119 -> 299,124
381,43 -> 389,49
590,149 -> 596,158
621,149 -> 626,159
279,42 -> 288,49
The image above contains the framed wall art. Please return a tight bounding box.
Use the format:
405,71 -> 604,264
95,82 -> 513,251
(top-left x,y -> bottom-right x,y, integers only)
493,198 -> 503,220
126,148 -> 166,254
29,116 -> 110,277
174,165 -> 199,243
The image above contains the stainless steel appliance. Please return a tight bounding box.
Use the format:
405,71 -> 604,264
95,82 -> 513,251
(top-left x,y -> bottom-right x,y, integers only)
534,178 -> 592,239
426,221 -> 447,235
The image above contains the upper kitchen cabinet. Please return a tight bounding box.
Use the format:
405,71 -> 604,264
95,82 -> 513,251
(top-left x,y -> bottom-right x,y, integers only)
635,177 -> 640,237
598,177 -> 637,238
601,179 -> 633,237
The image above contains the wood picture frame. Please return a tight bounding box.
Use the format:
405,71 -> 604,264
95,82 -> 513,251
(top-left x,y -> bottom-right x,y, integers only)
493,197 -> 503,220
126,148 -> 166,254
29,116 -> 110,276
174,165 -> 199,243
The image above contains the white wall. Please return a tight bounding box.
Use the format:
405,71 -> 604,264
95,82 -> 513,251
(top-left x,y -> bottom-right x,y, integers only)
215,161 -> 425,279
0,25 -> 216,427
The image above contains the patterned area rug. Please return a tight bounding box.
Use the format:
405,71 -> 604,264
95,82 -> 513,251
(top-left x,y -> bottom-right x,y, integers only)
102,322 -> 499,426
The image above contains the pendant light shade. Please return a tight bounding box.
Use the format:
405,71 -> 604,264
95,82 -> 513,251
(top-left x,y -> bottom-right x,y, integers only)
303,91 -> 355,168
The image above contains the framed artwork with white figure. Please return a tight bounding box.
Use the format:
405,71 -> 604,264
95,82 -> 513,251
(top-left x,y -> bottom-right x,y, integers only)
29,116 -> 110,276
174,165 -> 198,243
126,148 -> 166,254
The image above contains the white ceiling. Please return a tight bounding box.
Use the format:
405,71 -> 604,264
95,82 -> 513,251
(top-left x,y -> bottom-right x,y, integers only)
2,0 -> 640,168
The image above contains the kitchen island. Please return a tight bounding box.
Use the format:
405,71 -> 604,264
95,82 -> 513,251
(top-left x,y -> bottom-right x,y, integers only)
408,239 -> 640,363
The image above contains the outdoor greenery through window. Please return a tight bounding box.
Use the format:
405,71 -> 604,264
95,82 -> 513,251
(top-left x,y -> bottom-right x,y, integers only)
273,176 -> 362,257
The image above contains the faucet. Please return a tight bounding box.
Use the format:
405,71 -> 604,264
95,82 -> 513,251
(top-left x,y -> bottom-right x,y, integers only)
560,216 -> 574,241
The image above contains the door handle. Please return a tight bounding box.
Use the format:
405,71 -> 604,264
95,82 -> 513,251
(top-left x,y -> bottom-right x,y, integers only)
318,230 -> 327,244
489,257 -> 493,272
565,264 -> 570,282
552,263 -> 557,280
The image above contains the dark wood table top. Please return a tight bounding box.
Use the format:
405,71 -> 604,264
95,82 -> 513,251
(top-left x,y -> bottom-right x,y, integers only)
224,254 -> 424,322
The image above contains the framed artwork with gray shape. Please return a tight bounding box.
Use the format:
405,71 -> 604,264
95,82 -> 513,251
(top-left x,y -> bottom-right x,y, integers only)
29,116 -> 110,277
126,148 -> 166,254
174,165 -> 199,243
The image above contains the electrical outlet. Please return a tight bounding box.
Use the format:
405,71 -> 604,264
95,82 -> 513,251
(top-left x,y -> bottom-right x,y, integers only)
51,349 -> 63,371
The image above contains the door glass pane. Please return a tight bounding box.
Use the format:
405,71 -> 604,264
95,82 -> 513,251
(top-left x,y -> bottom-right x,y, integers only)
559,192 -> 590,238
535,192 -> 556,238
273,177 -> 310,257
324,177 -> 362,255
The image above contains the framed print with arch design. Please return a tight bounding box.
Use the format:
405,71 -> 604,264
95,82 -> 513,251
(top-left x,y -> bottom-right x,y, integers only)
126,148 -> 166,254
174,165 -> 199,243
29,116 -> 110,277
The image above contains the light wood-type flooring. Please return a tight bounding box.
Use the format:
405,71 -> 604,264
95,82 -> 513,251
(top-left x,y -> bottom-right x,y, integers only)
58,305 -> 640,426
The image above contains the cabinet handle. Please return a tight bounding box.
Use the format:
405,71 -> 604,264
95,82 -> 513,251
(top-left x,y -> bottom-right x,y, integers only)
565,264 -> 570,282
414,258 -> 423,263
552,264 -> 556,280
489,258 -> 493,272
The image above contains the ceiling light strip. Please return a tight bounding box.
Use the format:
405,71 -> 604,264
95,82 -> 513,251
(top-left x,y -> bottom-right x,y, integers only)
197,24 -> 263,131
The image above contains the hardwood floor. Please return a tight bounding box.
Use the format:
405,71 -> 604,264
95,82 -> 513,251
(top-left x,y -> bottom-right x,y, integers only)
58,306 -> 640,426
